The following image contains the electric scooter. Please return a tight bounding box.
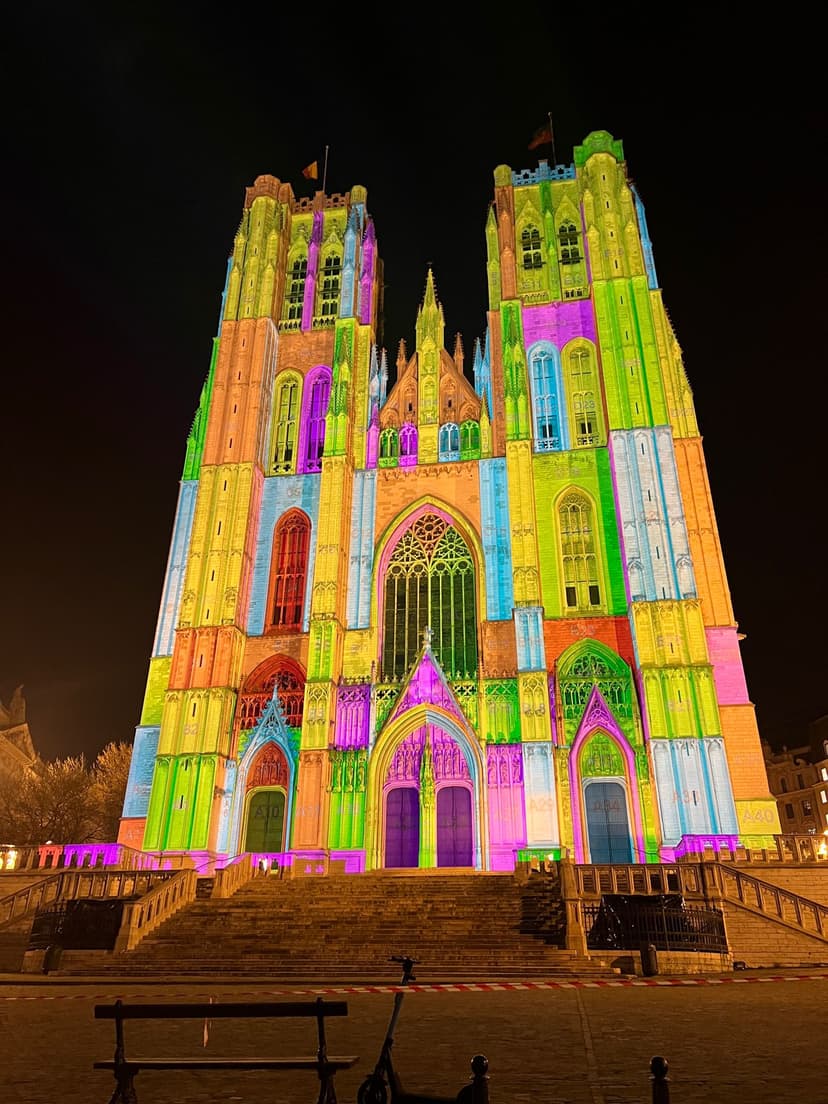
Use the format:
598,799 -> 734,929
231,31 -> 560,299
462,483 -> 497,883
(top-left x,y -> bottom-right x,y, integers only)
356,955 -> 489,1104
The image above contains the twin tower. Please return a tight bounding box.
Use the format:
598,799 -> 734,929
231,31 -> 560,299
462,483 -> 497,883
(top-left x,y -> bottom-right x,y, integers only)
119,129 -> 779,871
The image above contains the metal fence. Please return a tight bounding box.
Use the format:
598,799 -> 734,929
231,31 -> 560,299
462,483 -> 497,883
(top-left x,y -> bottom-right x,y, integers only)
583,894 -> 727,953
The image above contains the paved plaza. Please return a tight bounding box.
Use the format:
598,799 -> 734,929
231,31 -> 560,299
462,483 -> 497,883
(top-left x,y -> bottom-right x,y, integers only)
1,971 -> 826,1103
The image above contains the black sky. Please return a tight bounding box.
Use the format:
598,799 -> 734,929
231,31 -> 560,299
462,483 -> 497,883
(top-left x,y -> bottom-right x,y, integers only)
2,6 -> 826,762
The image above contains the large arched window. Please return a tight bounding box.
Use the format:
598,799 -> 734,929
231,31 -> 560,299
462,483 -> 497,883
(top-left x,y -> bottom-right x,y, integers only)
273,374 -> 300,473
268,511 -> 310,630
530,348 -> 562,451
558,492 -> 602,612
302,369 -> 331,472
382,512 -> 477,680
236,655 -> 306,733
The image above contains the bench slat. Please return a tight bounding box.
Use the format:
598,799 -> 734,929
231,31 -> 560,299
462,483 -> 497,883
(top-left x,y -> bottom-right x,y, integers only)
94,1000 -> 348,1020
93,1057 -> 359,1071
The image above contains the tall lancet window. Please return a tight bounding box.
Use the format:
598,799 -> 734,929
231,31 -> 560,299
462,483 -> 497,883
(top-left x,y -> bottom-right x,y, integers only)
268,511 -> 310,630
273,375 -> 300,473
530,348 -> 561,451
567,345 -> 604,447
304,370 -> 331,472
558,221 -> 581,265
284,256 -> 308,321
319,254 -> 342,316
521,226 -> 543,269
558,492 -> 602,611
382,512 -> 477,680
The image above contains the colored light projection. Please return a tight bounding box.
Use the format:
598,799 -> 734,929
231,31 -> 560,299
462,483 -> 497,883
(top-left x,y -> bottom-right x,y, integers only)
119,132 -> 780,870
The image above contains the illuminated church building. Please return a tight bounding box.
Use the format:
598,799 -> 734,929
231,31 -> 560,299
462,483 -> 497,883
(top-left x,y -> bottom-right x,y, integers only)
119,129 -> 780,870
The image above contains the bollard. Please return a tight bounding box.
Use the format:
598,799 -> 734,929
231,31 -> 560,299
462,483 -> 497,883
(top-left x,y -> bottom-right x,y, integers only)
650,1055 -> 669,1103
457,1054 -> 489,1104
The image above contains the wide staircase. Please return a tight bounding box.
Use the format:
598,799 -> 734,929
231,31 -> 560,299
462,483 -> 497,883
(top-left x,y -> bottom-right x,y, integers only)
55,869 -> 617,981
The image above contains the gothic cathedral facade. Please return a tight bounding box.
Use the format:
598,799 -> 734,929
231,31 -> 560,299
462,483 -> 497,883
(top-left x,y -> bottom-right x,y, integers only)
119,130 -> 780,870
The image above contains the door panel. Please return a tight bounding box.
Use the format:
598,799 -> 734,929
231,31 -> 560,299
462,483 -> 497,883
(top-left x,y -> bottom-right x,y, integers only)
585,781 -> 633,863
385,787 -> 420,868
437,786 -> 473,867
244,789 -> 286,853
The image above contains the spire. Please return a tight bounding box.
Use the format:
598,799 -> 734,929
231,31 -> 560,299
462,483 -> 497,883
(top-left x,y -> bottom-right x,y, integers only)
415,267 -> 445,349
453,333 -> 464,374
396,338 -> 407,374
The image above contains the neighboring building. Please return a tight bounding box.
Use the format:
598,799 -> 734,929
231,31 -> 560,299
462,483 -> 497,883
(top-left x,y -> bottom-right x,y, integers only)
0,685 -> 37,781
119,129 -> 779,869
763,718 -> 828,841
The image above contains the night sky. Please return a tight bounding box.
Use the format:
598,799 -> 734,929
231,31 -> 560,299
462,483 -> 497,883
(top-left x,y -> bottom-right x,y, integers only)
2,7 -> 825,763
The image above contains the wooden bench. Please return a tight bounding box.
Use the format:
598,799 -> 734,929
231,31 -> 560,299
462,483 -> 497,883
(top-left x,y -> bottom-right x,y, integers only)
93,996 -> 359,1103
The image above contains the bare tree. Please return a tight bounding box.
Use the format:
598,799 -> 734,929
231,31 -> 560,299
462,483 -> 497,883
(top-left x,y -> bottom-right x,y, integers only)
91,742 -> 133,841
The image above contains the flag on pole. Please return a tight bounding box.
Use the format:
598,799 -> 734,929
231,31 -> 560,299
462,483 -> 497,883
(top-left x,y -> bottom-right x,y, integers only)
528,121 -> 554,150
302,161 -> 319,180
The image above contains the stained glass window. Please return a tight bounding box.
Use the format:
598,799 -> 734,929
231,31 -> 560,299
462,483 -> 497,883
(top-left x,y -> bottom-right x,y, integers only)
382,513 -> 477,680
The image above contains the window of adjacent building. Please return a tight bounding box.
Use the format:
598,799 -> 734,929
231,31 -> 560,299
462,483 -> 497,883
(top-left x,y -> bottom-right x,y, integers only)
780,778 -> 789,792
268,511 -> 310,631
285,256 -> 308,320
558,492 -> 602,612
273,376 -> 300,473
530,348 -> 562,452
784,803 -> 795,818
802,799 -> 813,816
797,773 -> 805,788
822,767 -> 828,781
521,226 -> 543,269
382,512 -> 477,680
319,254 -> 342,316
820,789 -> 827,803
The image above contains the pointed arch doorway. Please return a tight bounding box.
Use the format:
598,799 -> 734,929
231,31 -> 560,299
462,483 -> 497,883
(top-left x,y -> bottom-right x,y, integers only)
244,789 -> 286,852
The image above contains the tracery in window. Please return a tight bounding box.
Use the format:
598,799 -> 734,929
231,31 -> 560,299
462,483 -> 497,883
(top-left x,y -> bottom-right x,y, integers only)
273,374 -> 300,473
268,511 -> 310,630
319,254 -> 342,316
460,420 -> 480,459
399,423 -> 418,466
521,226 -> 543,269
382,513 -> 477,680
529,348 -> 562,451
566,345 -> 603,447
558,221 -> 581,265
302,370 -> 331,472
438,423 -> 460,461
379,427 -> 399,466
284,256 -> 308,320
559,492 -> 602,612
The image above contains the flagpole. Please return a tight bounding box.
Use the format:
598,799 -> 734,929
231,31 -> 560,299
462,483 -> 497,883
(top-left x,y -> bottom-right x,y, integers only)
322,145 -> 329,193
548,111 -> 557,167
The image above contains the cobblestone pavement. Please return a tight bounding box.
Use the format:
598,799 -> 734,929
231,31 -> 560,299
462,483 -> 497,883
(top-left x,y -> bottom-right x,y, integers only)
1,971 -> 826,1103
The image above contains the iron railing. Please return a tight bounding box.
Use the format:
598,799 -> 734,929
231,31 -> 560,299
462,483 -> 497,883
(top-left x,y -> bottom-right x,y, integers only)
583,895 -> 728,953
